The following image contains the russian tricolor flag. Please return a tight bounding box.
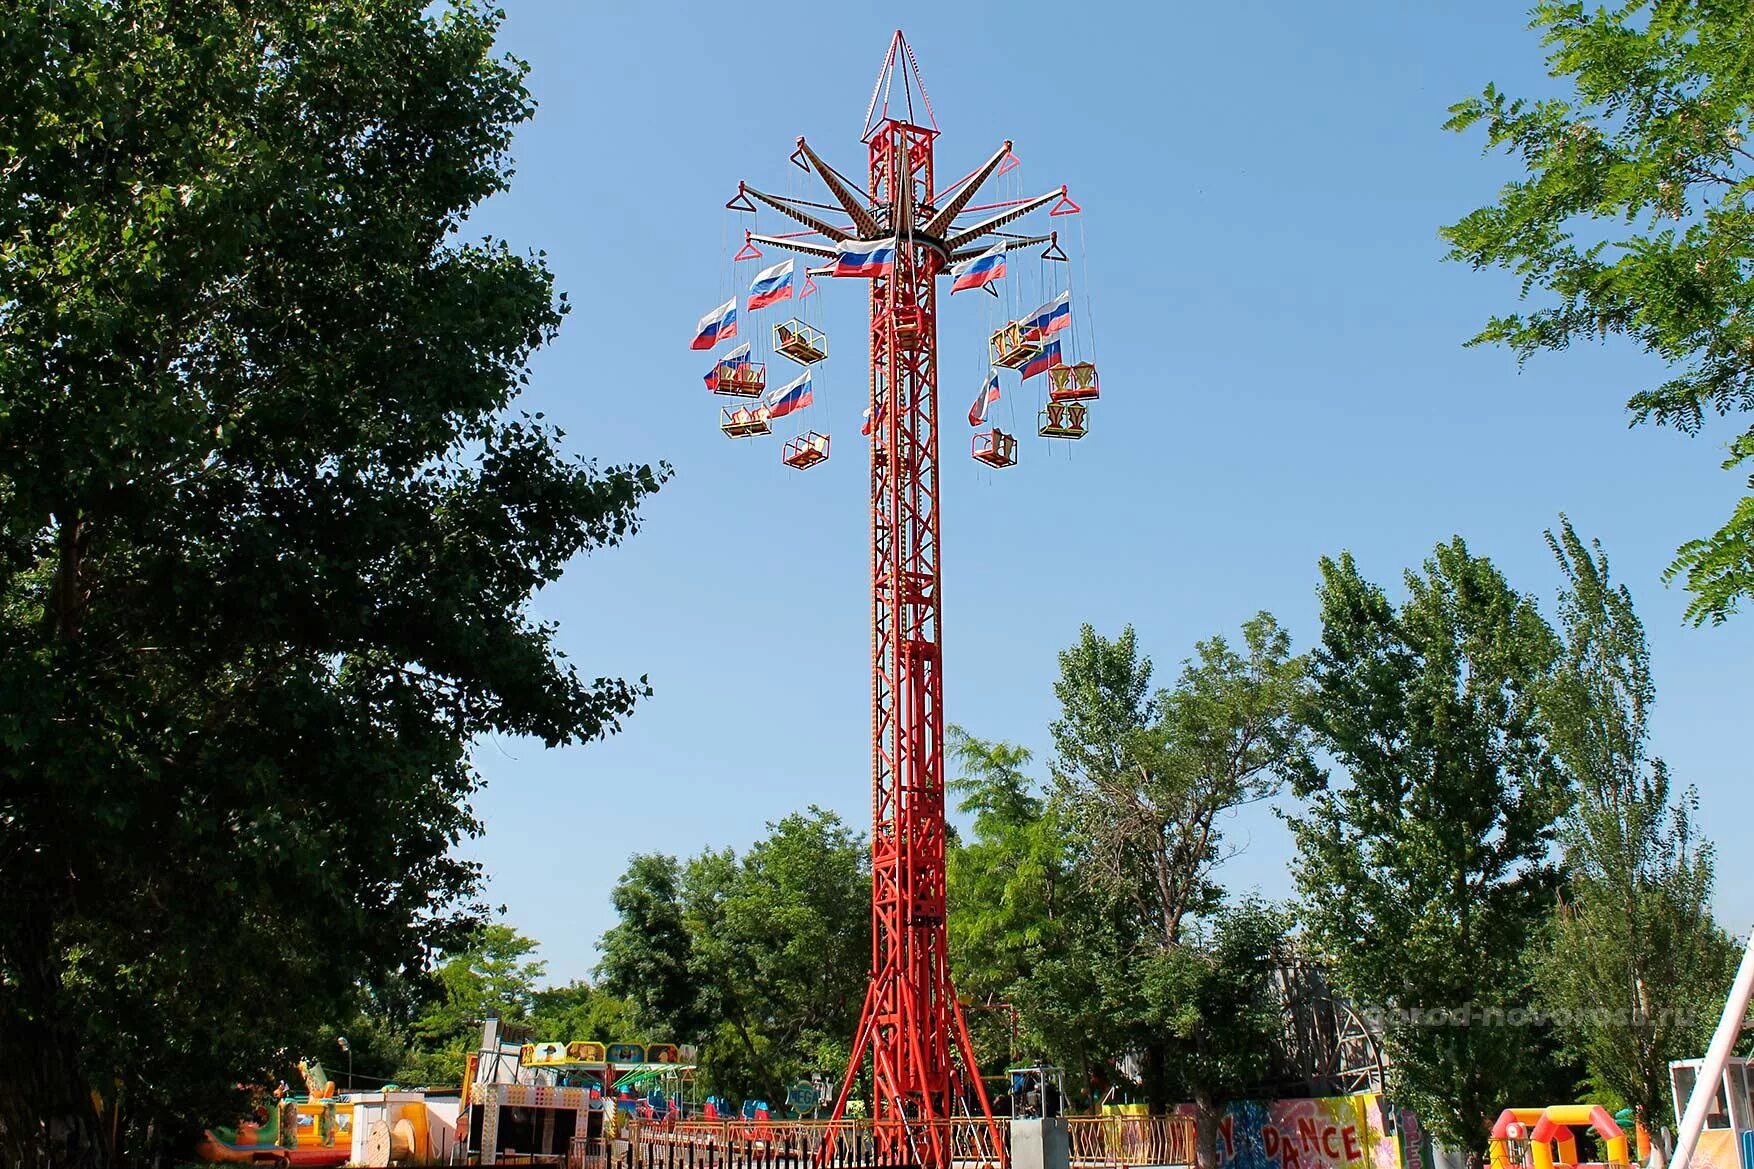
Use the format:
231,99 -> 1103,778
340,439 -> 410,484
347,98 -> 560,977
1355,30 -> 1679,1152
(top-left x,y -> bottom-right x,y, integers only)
1022,291 -> 1072,340
690,298 -> 737,350
704,342 -> 751,391
1020,339 -> 1063,380
747,260 -> 794,312
765,371 -> 813,419
833,237 -> 897,278
967,369 -> 1001,426
950,242 -> 1007,294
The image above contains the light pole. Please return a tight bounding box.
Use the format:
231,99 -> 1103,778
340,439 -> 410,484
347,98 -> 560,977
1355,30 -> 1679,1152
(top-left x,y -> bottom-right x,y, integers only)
337,1036 -> 351,1094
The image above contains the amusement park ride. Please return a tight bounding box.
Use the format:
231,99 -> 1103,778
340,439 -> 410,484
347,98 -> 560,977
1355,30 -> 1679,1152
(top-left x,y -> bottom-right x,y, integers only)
690,31 -> 1101,1169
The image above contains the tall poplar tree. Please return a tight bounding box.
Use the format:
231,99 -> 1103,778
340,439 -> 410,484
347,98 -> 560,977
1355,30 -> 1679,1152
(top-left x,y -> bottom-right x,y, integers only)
1536,519 -> 1734,1120
1289,540 -> 1574,1154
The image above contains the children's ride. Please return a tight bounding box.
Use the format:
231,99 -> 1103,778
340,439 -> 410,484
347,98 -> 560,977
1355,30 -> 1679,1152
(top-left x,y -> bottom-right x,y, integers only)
1490,1105 -> 1631,1169
194,1096 -> 351,1167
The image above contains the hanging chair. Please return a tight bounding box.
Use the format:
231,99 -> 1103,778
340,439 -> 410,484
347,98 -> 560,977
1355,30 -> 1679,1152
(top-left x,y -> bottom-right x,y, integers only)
782,431 -> 831,470
972,428 -> 1019,468
710,359 -> 767,398
721,405 -> 773,438
774,319 -> 829,365
893,302 -> 927,352
1047,361 -> 1099,402
989,321 -> 1041,369
1038,401 -> 1088,440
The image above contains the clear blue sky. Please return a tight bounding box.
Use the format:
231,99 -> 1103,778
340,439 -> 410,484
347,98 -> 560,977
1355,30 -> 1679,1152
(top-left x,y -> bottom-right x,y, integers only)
457,0 -> 1754,985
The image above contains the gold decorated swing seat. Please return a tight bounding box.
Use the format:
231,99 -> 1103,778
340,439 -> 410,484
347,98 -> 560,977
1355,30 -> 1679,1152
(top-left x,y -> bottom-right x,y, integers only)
712,360 -> 767,397
989,321 -> 1041,369
1047,361 -> 1100,402
721,405 -> 772,438
774,319 -> 828,365
1038,401 -> 1088,440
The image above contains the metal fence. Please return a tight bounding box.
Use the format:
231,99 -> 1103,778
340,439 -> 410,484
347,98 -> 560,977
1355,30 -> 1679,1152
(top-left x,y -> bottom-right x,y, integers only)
1065,1115 -> 1196,1168
570,1118 -> 1009,1169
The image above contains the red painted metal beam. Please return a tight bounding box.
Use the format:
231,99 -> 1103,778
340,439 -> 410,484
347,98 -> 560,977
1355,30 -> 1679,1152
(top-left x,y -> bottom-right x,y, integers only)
821,109 -> 1006,1169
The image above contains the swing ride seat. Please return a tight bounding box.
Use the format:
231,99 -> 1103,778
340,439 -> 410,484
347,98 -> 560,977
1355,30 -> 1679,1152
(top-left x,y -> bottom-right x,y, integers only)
774,319 -> 828,365
894,304 -> 927,351
720,405 -> 772,438
1038,400 -> 1089,440
989,321 -> 1041,370
782,431 -> 831,470
971,428 -> 1018,468
712,360 -> 767,397
1047,361 -> 1100,402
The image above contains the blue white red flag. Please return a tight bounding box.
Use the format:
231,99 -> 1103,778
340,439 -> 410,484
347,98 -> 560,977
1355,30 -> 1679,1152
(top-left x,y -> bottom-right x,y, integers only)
968,368 -> 1001,426
765,370 -> 813,419
950,242 -> 1007,294
861,396 -> 885,436
1020,339 -> 1063,380
833,237 -> 897,278
746,260 -> 794,312
691,298 -> 737,350
703,343 -> 751,391
1022,291 -> 1072,340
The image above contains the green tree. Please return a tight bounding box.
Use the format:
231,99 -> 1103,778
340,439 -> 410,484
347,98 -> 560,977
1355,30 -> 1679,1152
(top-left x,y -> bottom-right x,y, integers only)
0,3 -> 665,1163
946,731 -> 1116,1100
599,809 -> 869,1106
946,728 -> 1296,1157
945,615 -> 1308,1119
1051,615 -> 1310,951
302,970 -> 436,1094
529,983 -> 643,1050
1442,2 -> 1754,623
1289,540 -> 1575,1154
1143,902 -> 1291,1169
399,925 -> 548,1086
1050,615 -> 1309,1109
1536,518 -> 1735,1119
599,854 -> 709,1040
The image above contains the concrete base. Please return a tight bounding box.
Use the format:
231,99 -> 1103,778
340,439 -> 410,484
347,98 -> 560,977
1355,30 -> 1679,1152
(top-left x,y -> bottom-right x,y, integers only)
1012,1118 -> 1070,1169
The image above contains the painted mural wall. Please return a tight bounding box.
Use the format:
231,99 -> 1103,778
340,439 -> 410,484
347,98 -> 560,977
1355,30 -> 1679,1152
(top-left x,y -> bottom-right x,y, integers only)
1176,1095 -> 1432,1169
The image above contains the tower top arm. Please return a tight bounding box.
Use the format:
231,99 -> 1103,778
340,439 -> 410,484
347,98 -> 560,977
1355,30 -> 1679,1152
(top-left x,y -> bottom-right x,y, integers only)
740,184 -> 856,243
921,141 -> 1013,238
794,139 -> 883,238
944,188 -> 1068,252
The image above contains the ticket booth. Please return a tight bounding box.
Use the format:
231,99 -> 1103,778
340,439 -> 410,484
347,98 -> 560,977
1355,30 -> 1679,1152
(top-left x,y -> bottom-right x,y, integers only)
1670,1057 -> 1754,1169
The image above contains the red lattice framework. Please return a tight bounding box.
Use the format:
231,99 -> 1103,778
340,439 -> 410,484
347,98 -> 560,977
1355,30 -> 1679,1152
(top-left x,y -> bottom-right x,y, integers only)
711,31 -> 1085,1169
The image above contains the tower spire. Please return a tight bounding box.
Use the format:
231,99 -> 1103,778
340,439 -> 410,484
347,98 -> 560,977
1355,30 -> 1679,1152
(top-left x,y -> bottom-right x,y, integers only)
862,30 -> 939,141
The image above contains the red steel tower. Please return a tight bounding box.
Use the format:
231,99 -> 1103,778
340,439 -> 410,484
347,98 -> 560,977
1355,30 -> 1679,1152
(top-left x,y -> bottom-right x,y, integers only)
710,31 -> 1086,1168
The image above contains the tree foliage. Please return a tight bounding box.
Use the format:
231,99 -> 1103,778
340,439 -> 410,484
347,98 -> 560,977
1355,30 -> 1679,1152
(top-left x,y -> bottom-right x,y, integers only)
1535,518 -> 1735,1119
391,925 -> 641,1089
598,809 -> 870,1106
946,732 -> 1118,1093
0,2 -> 664,1163
398,925 -> 546,1088
1442,1 -> 1754,623
1142,903 -> 1290,1169
949,615 -> 1305,1146
1289,540 -> 1575,1150
1050,616 -> 1310,951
